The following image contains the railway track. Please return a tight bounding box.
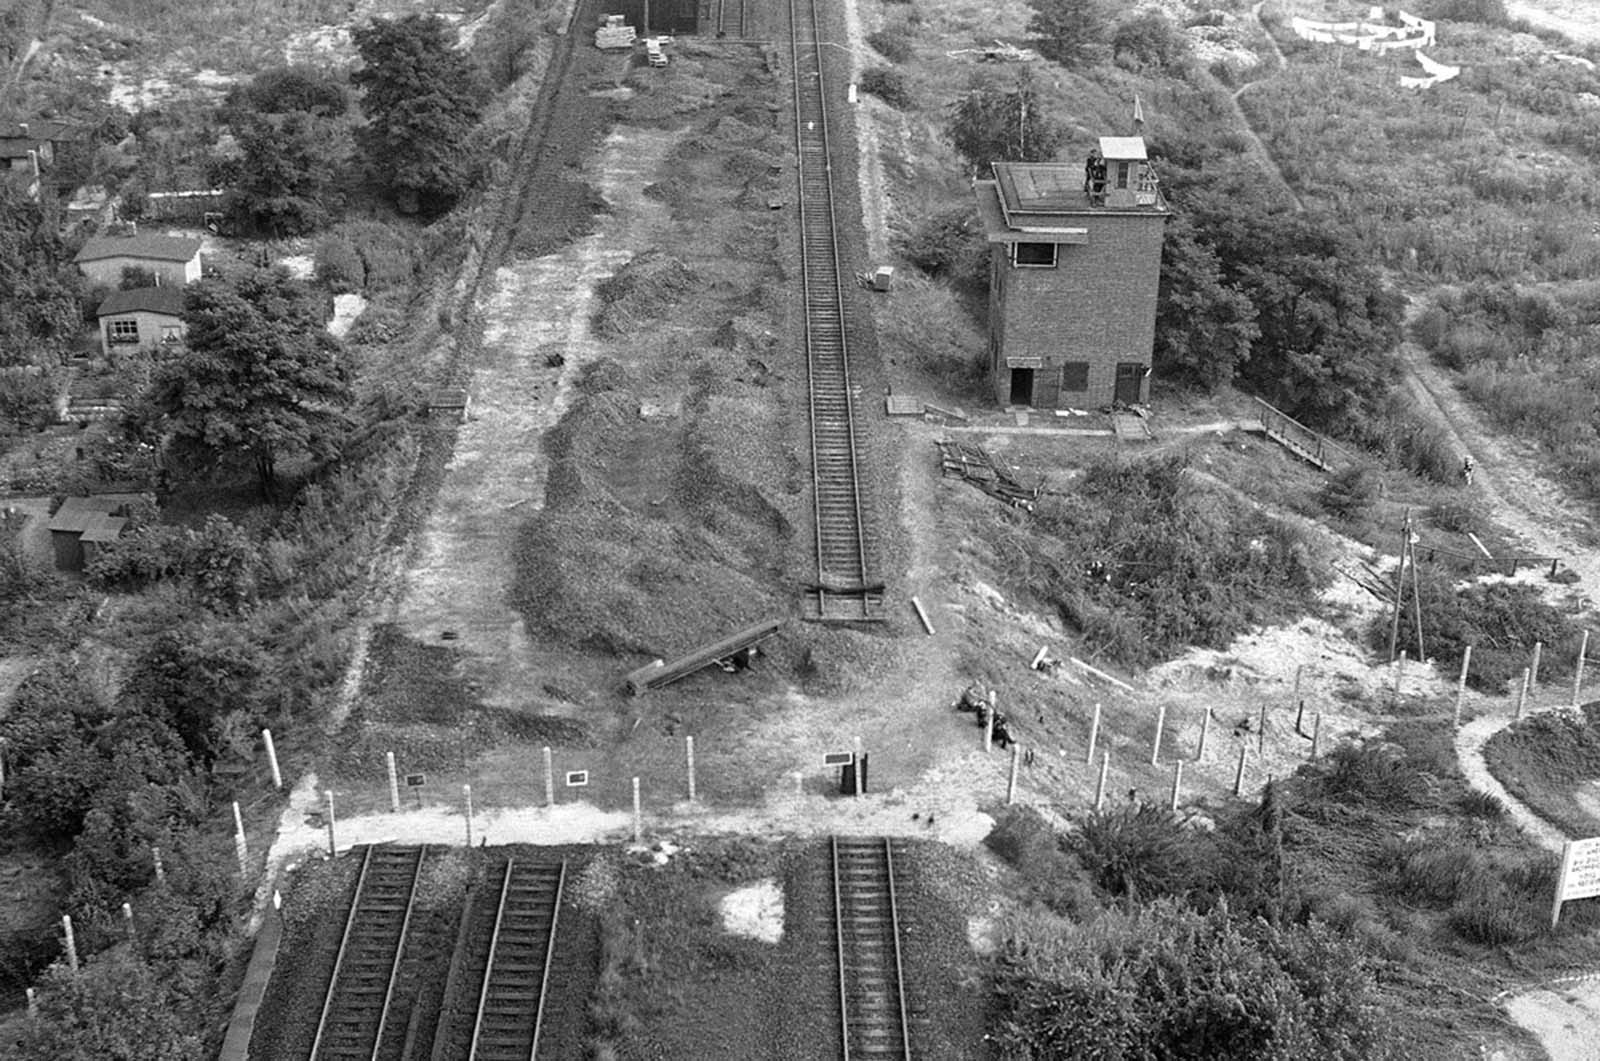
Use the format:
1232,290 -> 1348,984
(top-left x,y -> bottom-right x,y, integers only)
832,836 -> 912,1060
788,0 -> 883,622
310,844 -> 428,1061
466,859 -> 567,1061
714,0 -> 747,38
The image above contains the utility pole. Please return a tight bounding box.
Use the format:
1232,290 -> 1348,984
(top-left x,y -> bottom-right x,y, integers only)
1388,510 -> 1410,662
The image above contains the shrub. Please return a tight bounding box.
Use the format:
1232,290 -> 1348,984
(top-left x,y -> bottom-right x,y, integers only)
992,902 -> 1393,1060
1372,571 -> 1583,692
1318,464 -> 1377,519
866,28 -> 913,63
858,66 -> 912,109
314,236 -> 364,293
1428,499 -> 1479,534
1069,803 -> 1207,903
894,205 -> 986,285
986,805 -> 1097,915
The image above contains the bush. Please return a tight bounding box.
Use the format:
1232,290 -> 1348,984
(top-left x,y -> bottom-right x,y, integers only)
1318,465 -> 1377,519
894,205 -> 986,285
1069,803 -> 1207,903
986,805 -> 1097,915
992,902 -> 1393,1060
858,66 -> 912,109
866,28 -> 913,63
314,236 -> 364,293
1372,571 -> 1583,692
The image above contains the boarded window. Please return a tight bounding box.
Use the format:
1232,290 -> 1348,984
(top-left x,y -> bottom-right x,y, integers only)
1013,242 -> 1056,267
108,319 -> 139,343
1060,362 -> 1090,392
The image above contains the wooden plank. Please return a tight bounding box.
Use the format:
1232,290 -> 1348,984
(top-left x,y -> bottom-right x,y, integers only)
885,395 -> 924,416
624,619 -> 784,695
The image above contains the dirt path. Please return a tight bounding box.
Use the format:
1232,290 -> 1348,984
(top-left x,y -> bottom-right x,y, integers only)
1505,0 -> 1600,46
1215,2 -> 1304,213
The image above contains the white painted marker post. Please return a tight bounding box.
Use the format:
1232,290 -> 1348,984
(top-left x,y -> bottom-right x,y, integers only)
984,692 -> 995,754
632,777 -> 642,843
1086,703 -> 1101,765
1516,668 -> 1531,719
1531,641 -> 1544,693
386,752 -> 400,813
463,785 -> 474,847
1197,707 -> 1211,762
1575,631 -> 1590,708
1151,703 -> 1166,767
152,846 -> 165,883
1394,649 -> 1407,701
262,728 -> 282,789
232,801 -> 249,877
1007,744 -> 1020,805
1292,664 -> 1304,704
853,736 -> 864,796
62,915 -> 77,972
1454,645 -> 1473,726
1094,750 -> 1110,811
1311,713 -> 1323,760
122,902 -> 134,940
543,746 -> 555,807
1233,743 -> 1249,797
686,735 -> 697,803
325,791 -> 337,857
25,987 -> 36,1019
911,596 -> 935,635
1169,760 -> 1183,812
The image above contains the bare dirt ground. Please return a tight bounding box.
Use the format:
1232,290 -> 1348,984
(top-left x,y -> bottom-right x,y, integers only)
1505,0 -> 1600,46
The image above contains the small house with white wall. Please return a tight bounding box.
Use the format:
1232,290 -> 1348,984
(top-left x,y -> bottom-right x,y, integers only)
96,287 -> 186,357
74,233 -> 203,288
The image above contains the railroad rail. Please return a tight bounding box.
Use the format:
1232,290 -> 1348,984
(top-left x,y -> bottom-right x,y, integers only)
310,844 -> 428,1061
788,0 -> 883,622
467,858 -> 567,1061
831,836 -> 912,1060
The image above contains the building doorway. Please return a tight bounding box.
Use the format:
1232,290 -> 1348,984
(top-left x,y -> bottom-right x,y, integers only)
1009,368 -> 1034,406
1114,362 -> 1145,405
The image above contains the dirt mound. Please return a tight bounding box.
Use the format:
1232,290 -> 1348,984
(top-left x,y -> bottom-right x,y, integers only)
592,251 -> 699,336
511,361 -> 792,662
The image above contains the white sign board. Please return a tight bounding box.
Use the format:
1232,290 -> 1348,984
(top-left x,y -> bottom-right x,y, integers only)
566,771 -> 589,787
1558,837 -> 1600,901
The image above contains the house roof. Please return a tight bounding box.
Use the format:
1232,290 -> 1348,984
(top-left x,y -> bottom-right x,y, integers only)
1099,136 -> 1148,160
79,514 -> 128,544
0,119 -> 77,141
0,141 -> 40,159
75,234 -> 203,264
97,286 -> 186,319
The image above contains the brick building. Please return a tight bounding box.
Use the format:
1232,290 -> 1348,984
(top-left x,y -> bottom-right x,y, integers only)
972,139 -> 1169,410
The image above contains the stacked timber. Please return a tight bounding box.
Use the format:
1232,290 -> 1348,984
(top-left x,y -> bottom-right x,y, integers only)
595,15 -> 637,49
936,438 -> 1043,510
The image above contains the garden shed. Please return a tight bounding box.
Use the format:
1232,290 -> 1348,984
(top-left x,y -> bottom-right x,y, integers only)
48,494 -> 139,572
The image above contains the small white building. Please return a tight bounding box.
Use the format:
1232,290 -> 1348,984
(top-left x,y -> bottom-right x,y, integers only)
74,233 -> 203,288
95,287 -> 186,357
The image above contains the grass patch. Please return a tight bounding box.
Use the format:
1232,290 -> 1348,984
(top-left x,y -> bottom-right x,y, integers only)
1484,702 -> 1600,838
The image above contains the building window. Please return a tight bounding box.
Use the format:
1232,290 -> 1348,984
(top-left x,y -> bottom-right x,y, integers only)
108,319 -> 139,343
1060,362 -> 1090,392
160,325 -> 182,344
1116,161 -> 1131,189
1013,242 -> 1056,268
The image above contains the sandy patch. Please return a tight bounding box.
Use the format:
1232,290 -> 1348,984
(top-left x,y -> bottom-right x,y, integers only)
328,293 -> 369,338
1503,980 -> 1600,1061
279,254 -> 314,280
720,879 -> 784,942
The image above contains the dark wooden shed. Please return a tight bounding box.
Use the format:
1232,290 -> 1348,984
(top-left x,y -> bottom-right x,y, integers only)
609,0 -> 698,36
48,494 -> 137,572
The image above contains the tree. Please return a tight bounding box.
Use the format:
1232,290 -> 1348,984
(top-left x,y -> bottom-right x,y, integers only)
1155,214 -> 1259,390
148,268 -> 352,497
0,182 -> 81,368
227,65 -> 349,118
946,70 -> 1065,175
15,950 -> 204,1061
352,14 -> 484,214
228,110 -> 348,236
1111,9 -> 1188,70
1026,0 -> 1110,66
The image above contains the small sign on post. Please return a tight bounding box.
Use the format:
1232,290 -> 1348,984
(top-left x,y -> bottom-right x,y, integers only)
566,771 -> 589,786
1551,836 -> 1600,927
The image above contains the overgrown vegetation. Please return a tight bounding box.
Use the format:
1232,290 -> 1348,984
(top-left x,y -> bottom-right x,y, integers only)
1009,455 -> 1324,666
1371,566 -> 1584,692
1484,702 -> 1600,839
